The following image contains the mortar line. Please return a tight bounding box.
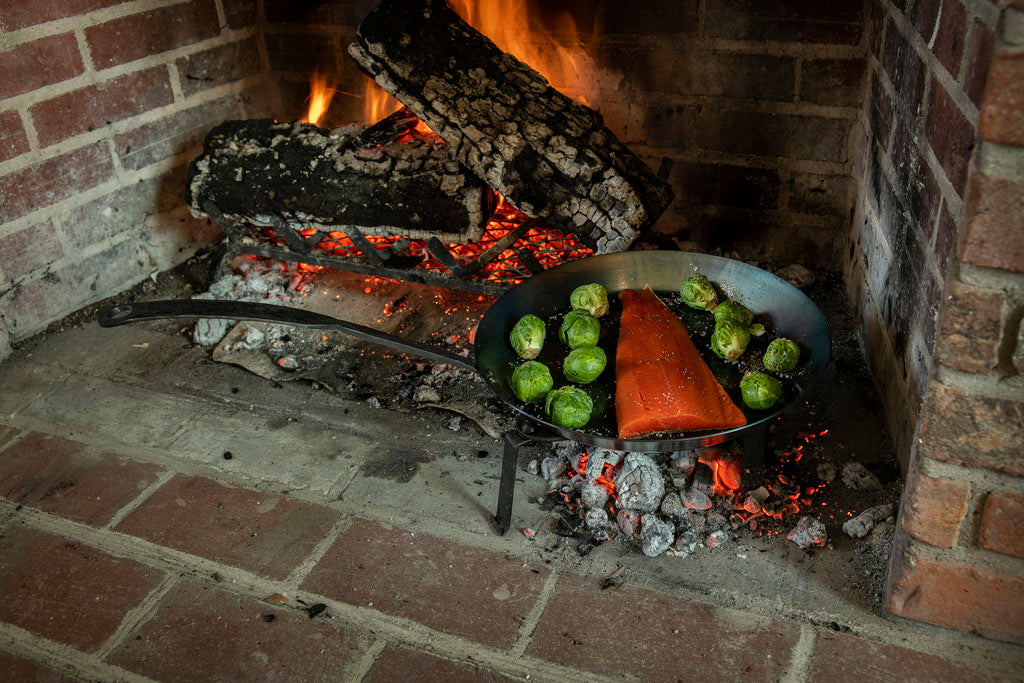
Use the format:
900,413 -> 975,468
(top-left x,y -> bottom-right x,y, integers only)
0,428 -> 30,455
780,624 -> 817,683
167,62 -> 185,102
346,637 -> 387,683
283,515 -> 354,588
510,568 -> 561,657
326,465 -> 362,501
0,622 -> 156,683
94,572 -> 180,660
103,470 -> 178,531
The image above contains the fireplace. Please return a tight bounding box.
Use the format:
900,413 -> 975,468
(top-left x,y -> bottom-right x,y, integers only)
1,0 -> 1021,649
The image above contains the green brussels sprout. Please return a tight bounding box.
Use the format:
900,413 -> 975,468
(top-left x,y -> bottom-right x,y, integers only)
714,301 -> 754,328
680,273 -> 718,311
510,314 -> 545,359
559,310 -> 600,349
763,338 -> 801,373
570,283 -> 609,318
545,386 -> 593,428
740,371 -> 783,410
511,361 -> 553,403
563,346 -> 607,384
710,321 -> 751,361
749,323 -> 766,337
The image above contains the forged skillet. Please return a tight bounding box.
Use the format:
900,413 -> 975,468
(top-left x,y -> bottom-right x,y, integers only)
99,251 -> 830,450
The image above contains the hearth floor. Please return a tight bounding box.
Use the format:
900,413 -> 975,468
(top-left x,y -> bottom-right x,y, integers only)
1,297 -> 1021,680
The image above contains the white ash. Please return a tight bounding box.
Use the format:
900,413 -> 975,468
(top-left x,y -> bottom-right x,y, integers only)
816,462 -> 837,482
586,508 -> 608,529
677,509 -> 707,533
583,448 -> 623,479
867,519 -> 895,549
680,487 -> 712,510
706,511 -> 728,529
581,483 -> 610,509
787,516 -> 828,549
673,530 -> 701,556
614,453 -> 664,513
276,355 -> 299,371
706,530 -> 729,548
670,450 -> 698,477
660,492 -> 684,518
640,516 -> 674,557
617,509 -> 640,537
194,317 -> 233,346
366,396 -> 382,409
527,459 -> 539,475
447,416 -> 462,431
843,504 -> 894,538
413,386 -> 441,403
841,462 -> 882,491
540,456 -> 566,482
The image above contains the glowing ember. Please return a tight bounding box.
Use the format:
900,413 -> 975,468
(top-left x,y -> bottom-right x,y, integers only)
301,71 -> 337,126
698,450 -> 742,496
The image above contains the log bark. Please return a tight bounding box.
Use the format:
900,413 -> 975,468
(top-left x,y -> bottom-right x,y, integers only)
348,0 -> 674,254
187,118 -> 496,243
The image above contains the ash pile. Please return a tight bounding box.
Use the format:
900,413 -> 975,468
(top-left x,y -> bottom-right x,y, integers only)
528,433 -> 898,562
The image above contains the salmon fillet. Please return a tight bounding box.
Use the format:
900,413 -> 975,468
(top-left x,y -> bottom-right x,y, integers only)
616,287 -> 747,438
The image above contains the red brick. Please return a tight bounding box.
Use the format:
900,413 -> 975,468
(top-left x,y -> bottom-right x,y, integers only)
176,37 -> 261,97
801,58 -> 866,107
528,577 -> 799,679
964,22 -> 995,108
114,474 -> 339,580
901,473 -> 970,548
0,33 -> 84,98
934,200 -> 957,281
0,432 -> 163,527
933,0 -> 967,77
302,518 -> 549,648
85,0 -> 220,70
365,645 -> 517,683
919,384 -> 1024,477
30,67 -> 173,148
979,53 -> 1024,146
959,174 -> 1024,273
979,492 -> 1024,559
936,280 -> 1004,373
887,552 -> 1024,644
109,579 -> 367,681
925,78 -> 976,198
0,0 -> 128,31
0,527 -> 165,652
809,631 -> 998,683
115,93 -> 243,170
0,142 -> 113,222
695,108 -> 852,162
882,18 -> 927,113
705,0 -> 863,45
222,0 -> 258,28
0,110 -> 30,163
0,221 -> 63,284
0,650 -> 76,682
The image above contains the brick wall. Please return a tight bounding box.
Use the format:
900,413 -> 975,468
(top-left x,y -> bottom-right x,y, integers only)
845,0 -> 1024,643
262,0 -> 867,268
0,0 -> 273,358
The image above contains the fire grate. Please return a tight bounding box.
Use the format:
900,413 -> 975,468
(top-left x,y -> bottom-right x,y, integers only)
204,199 -> 595,296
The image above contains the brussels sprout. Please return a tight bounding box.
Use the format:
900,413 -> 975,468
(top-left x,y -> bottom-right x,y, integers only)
559,310 -> 600,349
511,361 -> 553,403
563,346 -> 607,384
749,323 -> 766,337
710,321 -> 751,361
680,273 -> 718,311
570,283 -> 609,318
545,386 -> 594,428
763,338 -> 801,373
740,371 -> 783,410
713,301 -> 753,328
510,314 -> 545,359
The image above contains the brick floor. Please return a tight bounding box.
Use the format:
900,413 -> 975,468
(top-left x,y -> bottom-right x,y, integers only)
113,474 -> 340,580
0,527 -> 166,653
0,650 -> 76,682
808,631 -> 1000,682
0,433 -> 163,527
301,518 -> 550,649
109,579 -> 369,682
364,645 -> 518,682
526,576 -> 800,680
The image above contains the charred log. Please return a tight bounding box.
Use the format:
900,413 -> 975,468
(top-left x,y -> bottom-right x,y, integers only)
187,118 -> 496,243
348,0 -> 674,253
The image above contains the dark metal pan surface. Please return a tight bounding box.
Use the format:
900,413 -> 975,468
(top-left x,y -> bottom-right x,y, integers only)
99,252 -> 830,451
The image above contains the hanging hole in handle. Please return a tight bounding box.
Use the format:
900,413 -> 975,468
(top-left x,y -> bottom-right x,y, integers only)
108,305 -> 134,320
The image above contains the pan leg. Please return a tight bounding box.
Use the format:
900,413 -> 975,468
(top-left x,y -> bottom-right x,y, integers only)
491,431 -> 530,535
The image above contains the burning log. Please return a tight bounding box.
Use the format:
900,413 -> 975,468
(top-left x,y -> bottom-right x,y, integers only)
187,117 -> 496,243
348,0 -> 674,254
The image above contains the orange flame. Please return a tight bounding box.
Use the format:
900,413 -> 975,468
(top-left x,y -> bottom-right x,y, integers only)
698,450 -> 742,497
301,71 -> 337,126
362,78 -> 403,124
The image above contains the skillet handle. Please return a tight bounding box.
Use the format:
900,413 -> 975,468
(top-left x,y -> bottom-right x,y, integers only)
98,299 -> 478,373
